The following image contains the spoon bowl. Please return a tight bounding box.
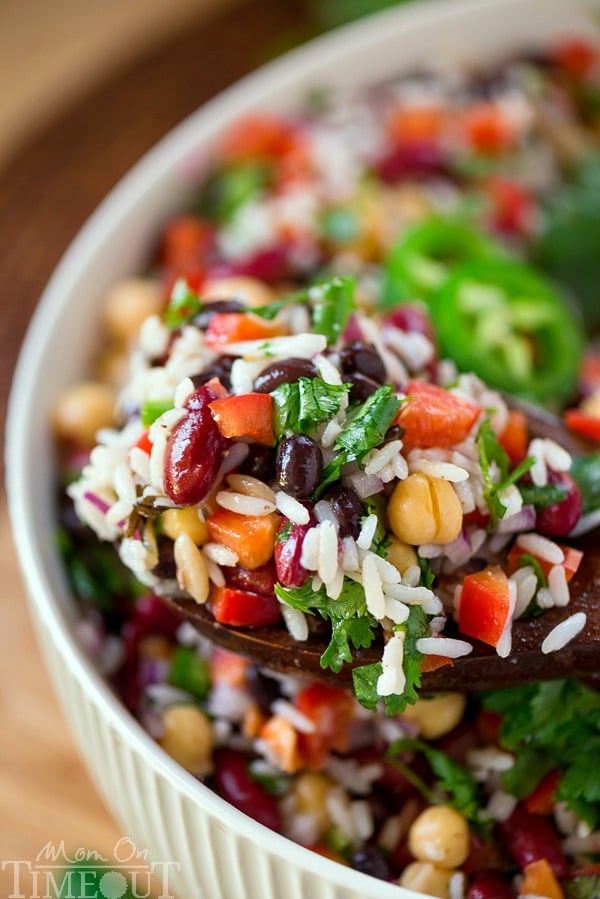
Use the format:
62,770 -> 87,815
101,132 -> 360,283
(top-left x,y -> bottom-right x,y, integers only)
162,403 -> 600,693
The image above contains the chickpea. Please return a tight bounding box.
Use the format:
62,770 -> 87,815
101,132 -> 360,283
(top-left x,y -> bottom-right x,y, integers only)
387,473 -> 463,545
399,861 -> 454,898
159,704 -> 214,775
401,693 -> 466,740
202,275 -> 275,308
94,348 -> 129,388
408,806 -> 470,869
292,772 -> 333,838
385,537 -> 418,575
52,381 -> 116,447
102,277 -> 163,343
161,506 -> 208,546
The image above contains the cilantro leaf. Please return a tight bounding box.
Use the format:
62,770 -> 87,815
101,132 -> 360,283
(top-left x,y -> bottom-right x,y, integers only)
518,483 -> 568,509
164,279 -> 203,330
196,161 -> 270,222
275,578 -> 377,674
317,385 -> 402,496
250,276 -> 355,346
388,737 -> 488,829
571,453 -> 600,515
352,662 -> 381,712
482,680 -> 600,829
309,276 -> 355,345
476,419 -> 534,522
271,377 -> 348,440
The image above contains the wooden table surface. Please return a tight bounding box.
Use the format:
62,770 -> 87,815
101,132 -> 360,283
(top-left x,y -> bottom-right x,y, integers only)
0,0 -> 305,891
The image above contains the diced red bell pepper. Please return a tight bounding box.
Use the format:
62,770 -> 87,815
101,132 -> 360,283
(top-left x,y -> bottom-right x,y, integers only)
552,37 -> 600,79
209,393 -> 275,445
498,409 -> 529,463
458,565 -> 511,647
519,859 -> 565,899
420,654 -> 453,673
134,430 -> 153,455
220,114 -> 301,163
564,408 -> 600,443
294,683 -> 355,769
524,769 -> 561,816
388,103 -> 446,144
462,104 -> 517,155
210,586 -> 281,627
397,380 -> 482,449
507,541 -> 583,584
482,176 -> 535,238
158,215 -> 215,274
204,312 -> 284,347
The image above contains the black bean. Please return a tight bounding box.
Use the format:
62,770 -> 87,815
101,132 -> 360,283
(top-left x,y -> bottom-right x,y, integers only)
276,435 -> 322,499
152,537 -> 177,580
238,444 -> 277,482
253,358 -> 318,393
191,299 -> 244,330
351,846 -> 392,881
327,486 -> 363,539
339,341 -> 386,383
191,356 -> 236,391
246,668 -> 282,716
347,372 -> 380,404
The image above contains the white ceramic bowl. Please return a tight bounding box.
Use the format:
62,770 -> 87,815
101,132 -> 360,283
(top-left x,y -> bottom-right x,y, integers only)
6,1 -> 600,897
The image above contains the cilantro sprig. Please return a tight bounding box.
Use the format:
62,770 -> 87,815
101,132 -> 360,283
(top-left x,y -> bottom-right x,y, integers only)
275,578 -> 377,673
316,385 -> 402,497
164,279 -> 204,330
387,737 -> 489,832
271,377 -> 349,441
482,680 -> 600,829
352,605 -> 429,714
250,276 -> 356,345
476,419 -> 534,523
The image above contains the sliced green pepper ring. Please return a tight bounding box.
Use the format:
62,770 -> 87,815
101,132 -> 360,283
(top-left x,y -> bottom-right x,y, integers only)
381,218 -> 504,308
429,258 -> 584,404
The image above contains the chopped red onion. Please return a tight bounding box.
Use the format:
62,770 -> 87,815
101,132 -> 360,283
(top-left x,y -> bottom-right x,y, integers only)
216,442 -> 250,481
343,470 -> 384,499
83,491 -> 110,514
496,505 -> 536,535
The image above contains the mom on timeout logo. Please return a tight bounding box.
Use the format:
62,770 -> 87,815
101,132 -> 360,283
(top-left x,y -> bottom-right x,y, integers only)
2,837 -> 180,899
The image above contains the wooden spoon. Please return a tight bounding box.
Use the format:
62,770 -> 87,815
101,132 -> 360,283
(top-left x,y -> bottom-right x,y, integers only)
162,403 -> 600,693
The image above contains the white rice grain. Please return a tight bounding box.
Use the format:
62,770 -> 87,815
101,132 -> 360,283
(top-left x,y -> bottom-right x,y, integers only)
325,757 -> 383,795
384,583 -> 435,604
202,542 -> 239,567
409,459 -> 469,482
510,567 -> 538,619
275,491 -> 310,526
362,553 -> 385,619
204,556 -> 225,587
377,631 -> 406,696
216,491 -> 276,517
515,533 -> 564,565
541,612 -> 586,654
272,699 -> 316,733
174,376 -> 195,408
357,513 -> 378,550
416,637 -> 472,658
482,790 -> 518,823
279,604 -> 309,642
320,418 -> 343,447
548,564 -> 570,608
300,527 -> 319,571
352,800 -> 374,841
341,536 -> 360,572
224,333 -> 327,360
449,872 -> 466,899
383,597 -> 410,624
227,473 -> 276,503
317,520 -> 339,584
363,440 -> 404,475
314,500 -> 338,527
229,358 -> 256,396
129,446 -> 151,482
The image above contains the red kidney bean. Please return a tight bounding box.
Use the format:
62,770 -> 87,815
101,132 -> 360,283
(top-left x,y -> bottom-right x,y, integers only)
327,486 -> 363,539
253,358 -> 318,393
274,516 -> 312,587
225,561 -> 277,597
164,383 -> 229,505
276,435 -> 322,498
384,304 -> 435,342
376,141 -> 451,183
213,749 -> 281,831
462,832 -> 503,877
467,872 -> 514,899
535,470 -> 583,538
498,803 -> 569,879
339,341 -> 386,384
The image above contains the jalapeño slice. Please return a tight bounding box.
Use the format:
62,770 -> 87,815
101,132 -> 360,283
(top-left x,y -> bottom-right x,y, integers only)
429,258 -> 583,404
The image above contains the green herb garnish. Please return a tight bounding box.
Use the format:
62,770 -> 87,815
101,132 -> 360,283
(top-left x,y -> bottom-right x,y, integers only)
271,377 -> 348,441
476,419 -> 534,522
